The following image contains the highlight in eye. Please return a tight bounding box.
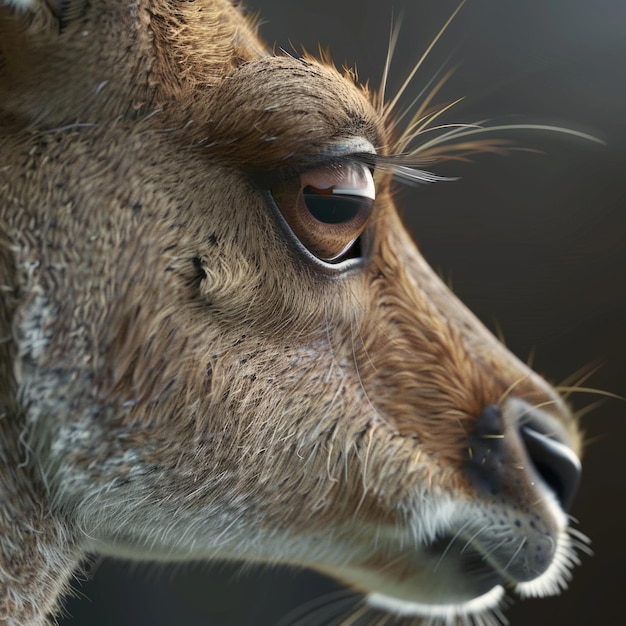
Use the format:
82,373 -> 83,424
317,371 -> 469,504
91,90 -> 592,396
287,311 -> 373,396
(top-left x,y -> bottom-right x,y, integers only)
271,161 -> 375,262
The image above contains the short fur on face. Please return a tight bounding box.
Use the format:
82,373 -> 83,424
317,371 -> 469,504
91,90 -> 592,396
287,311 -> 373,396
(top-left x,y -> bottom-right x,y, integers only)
0,2 -> 584,625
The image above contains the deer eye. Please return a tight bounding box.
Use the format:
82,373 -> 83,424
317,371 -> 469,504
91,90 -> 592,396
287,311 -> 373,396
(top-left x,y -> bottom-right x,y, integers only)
271,162 -> 375,263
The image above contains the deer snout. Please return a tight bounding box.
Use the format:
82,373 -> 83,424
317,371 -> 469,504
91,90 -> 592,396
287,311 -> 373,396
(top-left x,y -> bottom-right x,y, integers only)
456,397 -> 582,590
466,400 -> 581,514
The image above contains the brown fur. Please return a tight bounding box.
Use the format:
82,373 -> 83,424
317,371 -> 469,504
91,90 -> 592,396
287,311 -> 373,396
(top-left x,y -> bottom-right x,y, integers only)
0,1 -> 583,625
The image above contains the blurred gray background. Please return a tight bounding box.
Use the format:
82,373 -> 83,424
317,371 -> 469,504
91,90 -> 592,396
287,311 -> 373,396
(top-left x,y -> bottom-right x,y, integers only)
60,0 -> 625,624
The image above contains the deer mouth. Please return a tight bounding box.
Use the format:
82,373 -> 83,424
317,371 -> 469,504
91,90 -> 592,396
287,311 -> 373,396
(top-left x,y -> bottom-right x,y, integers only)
365,538 -> 507,619
336,543 -> 504,624
356,517 -> 581,622
367,587 -> 506,624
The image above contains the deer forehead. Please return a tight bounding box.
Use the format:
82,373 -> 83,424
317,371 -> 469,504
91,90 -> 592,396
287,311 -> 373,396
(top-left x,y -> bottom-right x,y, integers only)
1,1 -> 385,168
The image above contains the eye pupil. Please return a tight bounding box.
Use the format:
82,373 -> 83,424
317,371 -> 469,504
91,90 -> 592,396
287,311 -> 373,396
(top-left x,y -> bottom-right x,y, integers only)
270,159 -> 376,264
302,187 -> 369,225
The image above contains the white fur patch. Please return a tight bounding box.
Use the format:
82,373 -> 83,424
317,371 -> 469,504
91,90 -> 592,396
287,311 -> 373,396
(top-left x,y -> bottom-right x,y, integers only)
515,530 -> 582,599
367,586 -> 506,624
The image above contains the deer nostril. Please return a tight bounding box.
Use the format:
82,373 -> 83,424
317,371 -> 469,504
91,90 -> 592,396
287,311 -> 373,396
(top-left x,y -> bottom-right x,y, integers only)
465,405 -> 506,498
465,403 -> 582,513
519,424 -> 581,512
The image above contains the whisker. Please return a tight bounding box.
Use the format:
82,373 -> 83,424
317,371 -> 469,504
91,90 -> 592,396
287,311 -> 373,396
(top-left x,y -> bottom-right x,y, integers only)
393,49 -> 459,129
571,541 -> 594,557
502,537 -> 527,573
411,123 -> 603,156
398,92 -> 465,153
385,0 -> 467,117
361,610 -> 389,626
553,386 -> 624,402
557,360 -> 603,388
570,539 -> 594,557
394,115 -> 489,153
277,589 -> 359,626
402,122 -> 485,142
397,71 -> 460,140
403,77 -> 461,130
323,301 -> 338,383
461,525 -> 485,555
348,313 -> 388,427
568,526 -> 592,547
513,399 -> 559,423
573,398 -> 606,421
378,14 -> 402,115
410,139 -> 525,164
338,602 -> 370,626
434,519 -> 472,572
492,318 -> 507,347
480,537 -> 509,563
497,374 -> 530,407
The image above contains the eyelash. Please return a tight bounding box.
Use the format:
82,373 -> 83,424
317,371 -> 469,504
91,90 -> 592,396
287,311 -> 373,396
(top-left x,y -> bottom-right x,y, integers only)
265,146 -> 453,267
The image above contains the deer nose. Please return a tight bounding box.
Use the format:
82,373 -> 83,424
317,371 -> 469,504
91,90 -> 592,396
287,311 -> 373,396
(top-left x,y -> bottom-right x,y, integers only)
518,416 -> 582,511
466,402 -> 582,512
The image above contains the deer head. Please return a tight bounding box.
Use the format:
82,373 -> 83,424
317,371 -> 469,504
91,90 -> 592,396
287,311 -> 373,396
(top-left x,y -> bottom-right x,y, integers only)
0,1 -> 585,624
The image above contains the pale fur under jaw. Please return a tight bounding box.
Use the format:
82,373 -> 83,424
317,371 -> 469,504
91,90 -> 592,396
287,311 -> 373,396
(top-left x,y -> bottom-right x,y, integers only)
61,438 -> 579,624
367,587 -> 506,625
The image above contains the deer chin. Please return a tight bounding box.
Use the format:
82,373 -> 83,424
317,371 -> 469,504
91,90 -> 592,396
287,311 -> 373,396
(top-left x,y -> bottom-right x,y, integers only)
332,533 -> 576,622
319,493 -> 580,622
328,549 -> 506,621
367,587 -> 506,623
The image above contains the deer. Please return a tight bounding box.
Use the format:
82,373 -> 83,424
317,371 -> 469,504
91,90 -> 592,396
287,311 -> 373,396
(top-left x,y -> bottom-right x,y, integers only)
0,1 -> 591,625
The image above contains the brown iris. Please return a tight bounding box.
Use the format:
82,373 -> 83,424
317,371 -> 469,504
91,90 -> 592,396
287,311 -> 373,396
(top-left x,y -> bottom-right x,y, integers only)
271,162 -> 376,262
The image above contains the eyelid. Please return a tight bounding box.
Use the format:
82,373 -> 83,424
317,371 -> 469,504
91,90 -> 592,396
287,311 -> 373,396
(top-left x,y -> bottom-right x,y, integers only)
269,137 -> 378,182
